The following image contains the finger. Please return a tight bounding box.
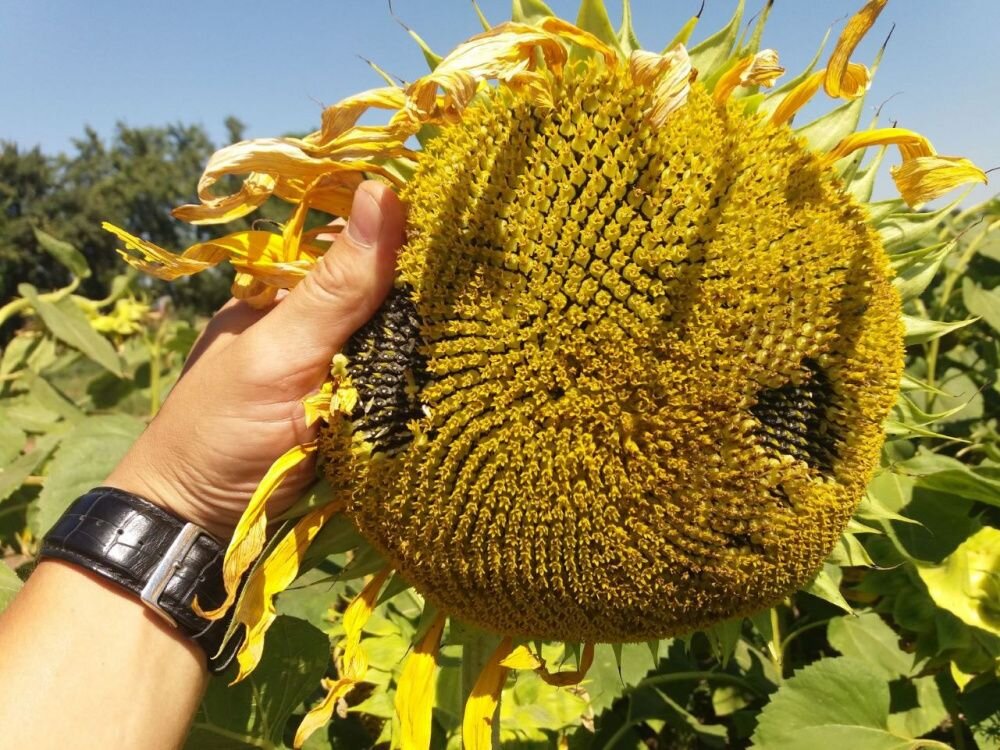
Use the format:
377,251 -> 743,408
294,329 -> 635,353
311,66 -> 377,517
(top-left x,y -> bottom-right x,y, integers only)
247,181 -> 404,371
181,297 -> 275,375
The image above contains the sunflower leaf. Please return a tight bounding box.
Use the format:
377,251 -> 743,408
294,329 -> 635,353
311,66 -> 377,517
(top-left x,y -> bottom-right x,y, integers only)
892,241 -> 953,301
803,564 -> 853,614
879,198 -> 960,253
687,0 -> 744,83
511,0 -> 555,24
797,96 -> 865,155
750,657 -> 949,750
575,0 -> 625,57
962,278 -> 1000,334
902,315 -> 977,345
618,0 -> 641,54
0,563 -> 22,616
33,228 -> 90,280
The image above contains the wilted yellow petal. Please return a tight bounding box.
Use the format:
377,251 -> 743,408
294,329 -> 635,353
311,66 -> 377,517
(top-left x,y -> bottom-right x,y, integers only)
629,45 -> 693,127
306,87 -> 410,151
714,49 -> 784,104
499,644 -> 543,671
825,0 -> 888,97
822,127 -> 934,167
172,173 -> 276,225
539,17 -> 618,65
892,155 -> 988,209
395,613 -> 447,750
294,568 -> 391,747
769,71 -> 824,126
537,642 -> 596,687
462,637 -> 514,750
405,23 -> 568,121
293,676 -> 355,749
837,61 -> 872,99
195,441 -> 318,621
102,222 -> 228,280
229,502 -> 342,682
302,381 -> 335,427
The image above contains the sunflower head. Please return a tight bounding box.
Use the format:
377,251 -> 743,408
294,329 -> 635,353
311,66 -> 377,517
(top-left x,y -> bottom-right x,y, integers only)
319,53 -> 904,641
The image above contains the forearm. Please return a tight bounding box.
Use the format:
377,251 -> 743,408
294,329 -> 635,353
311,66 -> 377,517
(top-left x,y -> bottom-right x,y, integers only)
0,560 -> 207,750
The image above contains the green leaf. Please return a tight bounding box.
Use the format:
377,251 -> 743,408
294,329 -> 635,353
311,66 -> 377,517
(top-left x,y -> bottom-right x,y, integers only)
902,314 -> 976,345
962,278 -> 1000,334
826,531 -> 876,567
847,145 -> 888,203
797,97 -> 865,155
33,414 -> 144,535
701,616 -> 743,665
0,420 -> 27,467
0,433 -> 60,505
687,0 -> 743,83
618,0 -> 641,54
887,675 -> 948,740
803,564 -> 853,613
828,612 -> 916,680
17,284 -> 123,377
918,527 -> 1000,638
575,0 -> 625,56
188,616 -> 328,749
0,563 -> 23,614
891,242 -> 953,302
901,452 -> 1000,507
33,228 -> 91,279
877,199 -> 959,253
22,371 -> 83,424
750,657 -> 949,750
511,0 -> 554,24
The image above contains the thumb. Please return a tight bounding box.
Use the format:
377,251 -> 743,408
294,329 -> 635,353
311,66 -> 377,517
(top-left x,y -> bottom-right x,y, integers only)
254,181 -> 405,369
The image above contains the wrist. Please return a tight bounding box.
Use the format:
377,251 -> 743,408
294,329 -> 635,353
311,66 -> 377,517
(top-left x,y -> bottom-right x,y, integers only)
105,448 -> 235,541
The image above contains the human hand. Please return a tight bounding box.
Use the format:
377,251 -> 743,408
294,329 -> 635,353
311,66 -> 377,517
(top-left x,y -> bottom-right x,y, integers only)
105,181 -> 405,539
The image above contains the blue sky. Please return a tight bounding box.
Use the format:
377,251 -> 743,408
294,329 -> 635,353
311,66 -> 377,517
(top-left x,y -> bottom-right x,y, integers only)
3,0 -> 997,204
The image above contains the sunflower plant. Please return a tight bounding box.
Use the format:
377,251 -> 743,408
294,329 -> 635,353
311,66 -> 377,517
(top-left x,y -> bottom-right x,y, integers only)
20,0 -> 991,747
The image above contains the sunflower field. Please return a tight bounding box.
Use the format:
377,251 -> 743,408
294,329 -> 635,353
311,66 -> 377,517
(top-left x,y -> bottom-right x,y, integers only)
2,0 -> 999,748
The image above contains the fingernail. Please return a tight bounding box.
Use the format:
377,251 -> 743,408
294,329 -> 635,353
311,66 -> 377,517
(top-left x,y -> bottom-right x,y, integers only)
346,187 -> 383,249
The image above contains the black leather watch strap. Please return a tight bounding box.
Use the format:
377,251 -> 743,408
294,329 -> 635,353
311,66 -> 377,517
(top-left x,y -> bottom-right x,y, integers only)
40,487 -> 243,674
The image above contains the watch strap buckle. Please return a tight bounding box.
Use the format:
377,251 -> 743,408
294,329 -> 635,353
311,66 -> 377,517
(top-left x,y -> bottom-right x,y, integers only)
140,522 -> 208,627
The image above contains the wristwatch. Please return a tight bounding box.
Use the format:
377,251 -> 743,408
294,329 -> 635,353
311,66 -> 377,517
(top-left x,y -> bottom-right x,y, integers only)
39,486 -> 243,674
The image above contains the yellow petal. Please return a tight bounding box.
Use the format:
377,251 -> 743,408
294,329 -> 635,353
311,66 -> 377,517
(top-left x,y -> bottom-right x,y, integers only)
405,23 -> 568,121
302,381 -> 335,427
769,70 -> 824,127
293,677 -> 355,749
822,127 -> 934,167
537,642 -> 596,687
499,645 -> 543,671
891,155 -> 988,209
462,637 -> 514,750
230,502 -> 342,682
714,49 -> 785,104
341,567 -> 392,679
195,441 -> 318,620
539,17 -> 618,65
293,568 -> 390,748
629,45 -> 693,127
172,173 -> 276,225
395,613 -> 447,750
825,0 -> 888,97
837,61 -> 872,99
102,222 -> 228,280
